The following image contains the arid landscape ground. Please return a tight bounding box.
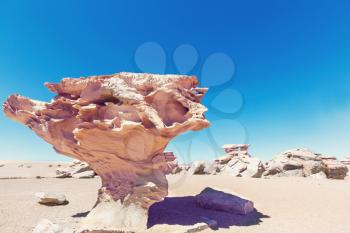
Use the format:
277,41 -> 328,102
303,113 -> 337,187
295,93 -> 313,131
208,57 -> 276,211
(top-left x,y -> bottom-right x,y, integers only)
1,161 -> 350,233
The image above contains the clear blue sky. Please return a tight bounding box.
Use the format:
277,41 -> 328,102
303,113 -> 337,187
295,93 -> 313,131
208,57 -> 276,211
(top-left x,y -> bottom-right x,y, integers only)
1,0 -> 350,162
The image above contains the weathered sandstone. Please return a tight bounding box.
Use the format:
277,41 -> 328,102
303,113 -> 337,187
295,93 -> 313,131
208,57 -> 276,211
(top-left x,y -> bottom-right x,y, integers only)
222,144 -> 250,157
56,160 -> 94,178
3,72 -> 209,231
216,145 -> 265,177
263,149 -> 348,179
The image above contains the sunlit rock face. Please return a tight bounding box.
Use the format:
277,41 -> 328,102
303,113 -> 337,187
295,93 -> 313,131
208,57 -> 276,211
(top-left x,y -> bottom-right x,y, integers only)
3,72 -> 209,231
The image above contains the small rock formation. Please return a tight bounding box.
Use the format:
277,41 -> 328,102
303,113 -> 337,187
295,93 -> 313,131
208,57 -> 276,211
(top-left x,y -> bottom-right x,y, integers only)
181,144 -> 264,177
4,72 -> 209,231
215,144 -> 265,177
222,144 -> 250,157
56,160 -> 95,178
195,187 -> 254,215
32,219 -> 74,233
263,149 -> 348,179
35,192 -> 68,206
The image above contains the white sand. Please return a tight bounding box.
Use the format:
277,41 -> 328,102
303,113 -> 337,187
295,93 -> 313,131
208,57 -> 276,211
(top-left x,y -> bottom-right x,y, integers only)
0,162 -> 350,233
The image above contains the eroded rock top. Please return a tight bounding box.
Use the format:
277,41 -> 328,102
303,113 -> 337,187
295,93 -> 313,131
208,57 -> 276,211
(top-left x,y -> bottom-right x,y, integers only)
4,72 -> 209,162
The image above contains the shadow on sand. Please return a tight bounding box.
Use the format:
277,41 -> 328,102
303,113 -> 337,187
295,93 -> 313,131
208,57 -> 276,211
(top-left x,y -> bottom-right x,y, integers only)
147,196 -> 269,230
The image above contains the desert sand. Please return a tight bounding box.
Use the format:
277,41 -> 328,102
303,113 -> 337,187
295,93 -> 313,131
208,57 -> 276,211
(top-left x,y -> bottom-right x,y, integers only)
1,161 -> 350,233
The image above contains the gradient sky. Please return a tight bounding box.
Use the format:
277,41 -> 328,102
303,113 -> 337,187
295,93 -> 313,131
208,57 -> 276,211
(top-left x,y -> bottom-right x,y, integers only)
1,0 -> 350,162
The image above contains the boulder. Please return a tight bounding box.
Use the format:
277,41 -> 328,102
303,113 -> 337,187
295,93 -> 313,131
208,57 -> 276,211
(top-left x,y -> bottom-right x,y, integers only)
188,161 -> 210,175
35,192 -> 68,206
264,149 -> 348,179
219,154 -> 265,178
322,159 -> 349,179
4,72 -> 209,231
56,160 -> 94,178
72,170 -> 95,178
240,157 -> 265,178
195,187 -> 254,215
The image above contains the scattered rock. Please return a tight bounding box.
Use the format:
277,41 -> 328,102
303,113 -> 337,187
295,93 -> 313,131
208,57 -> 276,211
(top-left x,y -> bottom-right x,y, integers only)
195,187 -> 254,215
35,192 -> 68,206
56,160 -> 94,178
72,170 -> 95,179
171,222 -> 213,233
188,161 -> 211,175
32,219 -> 74,233
171,163 -> 190,174
0,164 -> 4,167
180,145 -> 264,177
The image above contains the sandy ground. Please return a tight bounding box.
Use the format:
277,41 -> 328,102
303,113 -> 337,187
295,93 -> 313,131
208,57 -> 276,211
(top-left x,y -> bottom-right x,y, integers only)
0,162 -> 350,233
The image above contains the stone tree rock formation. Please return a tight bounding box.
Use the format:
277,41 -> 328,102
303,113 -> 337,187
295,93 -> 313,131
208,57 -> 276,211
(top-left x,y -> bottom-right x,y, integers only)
3,72 -> 209,231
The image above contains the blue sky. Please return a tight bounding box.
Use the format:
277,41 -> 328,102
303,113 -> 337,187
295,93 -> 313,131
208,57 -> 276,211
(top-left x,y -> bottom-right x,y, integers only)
1,0 -> 350,162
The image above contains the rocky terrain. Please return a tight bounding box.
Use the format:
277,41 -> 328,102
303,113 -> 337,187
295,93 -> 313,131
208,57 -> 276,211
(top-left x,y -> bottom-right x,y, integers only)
172,145 -> 349,180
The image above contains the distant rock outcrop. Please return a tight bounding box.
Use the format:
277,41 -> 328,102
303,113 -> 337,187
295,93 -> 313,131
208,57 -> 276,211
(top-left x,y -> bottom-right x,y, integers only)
216,144 -> 265,178
56,160 -> 94,178
183,144 -> 265,178
263,149 -> 348,179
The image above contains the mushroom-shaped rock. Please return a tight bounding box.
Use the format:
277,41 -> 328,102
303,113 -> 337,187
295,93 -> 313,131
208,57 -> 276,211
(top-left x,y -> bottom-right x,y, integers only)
3,72 -> 209,231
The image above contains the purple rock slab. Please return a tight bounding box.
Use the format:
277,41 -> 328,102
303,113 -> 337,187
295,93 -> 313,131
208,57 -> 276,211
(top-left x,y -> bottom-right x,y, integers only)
195,187 -> 254,215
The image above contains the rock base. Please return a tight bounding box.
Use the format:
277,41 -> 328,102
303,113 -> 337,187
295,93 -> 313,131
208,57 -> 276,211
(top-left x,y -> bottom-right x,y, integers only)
81,201 -> 147,232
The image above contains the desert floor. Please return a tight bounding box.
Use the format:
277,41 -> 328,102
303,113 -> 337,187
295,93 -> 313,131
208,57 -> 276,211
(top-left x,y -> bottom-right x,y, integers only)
1,162 -> 350,233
